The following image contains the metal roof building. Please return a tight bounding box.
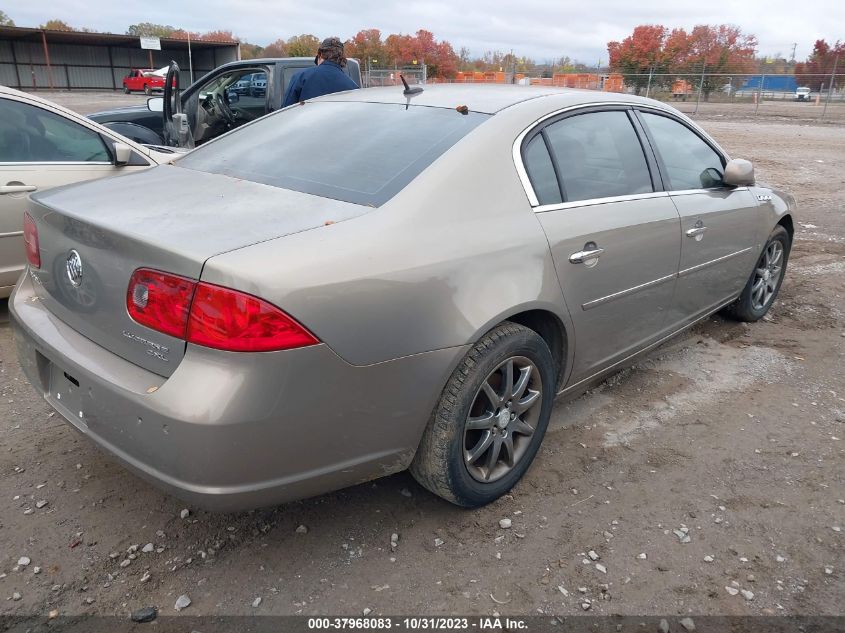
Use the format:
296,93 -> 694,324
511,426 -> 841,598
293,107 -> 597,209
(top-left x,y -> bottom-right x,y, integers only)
0,26 -> 240,90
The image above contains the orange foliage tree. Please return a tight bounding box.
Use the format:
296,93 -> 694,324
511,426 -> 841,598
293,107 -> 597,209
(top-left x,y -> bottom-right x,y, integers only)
609,24 -> 757,96
345,29 -> 387,67
607,24 -> 670,93
382,29 -> 457,78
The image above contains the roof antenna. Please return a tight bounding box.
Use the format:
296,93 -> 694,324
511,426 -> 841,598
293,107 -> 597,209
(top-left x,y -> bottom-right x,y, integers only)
400,74 -> 423,110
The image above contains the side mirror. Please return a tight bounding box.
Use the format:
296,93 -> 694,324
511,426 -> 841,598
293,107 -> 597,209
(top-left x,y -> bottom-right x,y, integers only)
113,142 -> 132,166
147,97 -> 164,113
723,158 -> 755,187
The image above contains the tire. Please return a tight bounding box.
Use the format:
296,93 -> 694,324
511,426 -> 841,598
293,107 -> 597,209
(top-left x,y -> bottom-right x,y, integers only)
143,84 -> 151,96
722,225 -> 790,322
123,85 -> 130,94
410,322 -> 556,507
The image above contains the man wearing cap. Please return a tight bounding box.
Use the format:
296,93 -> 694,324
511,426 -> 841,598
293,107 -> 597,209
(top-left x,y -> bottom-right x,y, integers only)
282,37 -> 359,107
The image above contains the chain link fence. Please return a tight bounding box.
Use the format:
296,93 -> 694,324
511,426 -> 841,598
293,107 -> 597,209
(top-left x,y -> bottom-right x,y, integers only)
435,69 -> 845,121
362,66 -> 426,88
619,72 -> 845,120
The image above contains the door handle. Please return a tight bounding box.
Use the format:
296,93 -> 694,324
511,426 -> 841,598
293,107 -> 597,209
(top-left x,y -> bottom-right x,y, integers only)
685,226 -> 708,238
569,243 -> 605,264
0,184 -> 38,195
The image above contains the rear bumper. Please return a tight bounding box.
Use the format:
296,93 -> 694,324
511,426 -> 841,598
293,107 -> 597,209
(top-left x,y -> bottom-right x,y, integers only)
10,271 -> 463,511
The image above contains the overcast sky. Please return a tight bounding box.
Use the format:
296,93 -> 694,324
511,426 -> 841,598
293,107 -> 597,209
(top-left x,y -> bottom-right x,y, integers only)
6,1 -> 843,63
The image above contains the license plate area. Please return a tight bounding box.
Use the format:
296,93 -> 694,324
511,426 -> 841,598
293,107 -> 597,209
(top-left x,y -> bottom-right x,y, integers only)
48,363 -> 87,430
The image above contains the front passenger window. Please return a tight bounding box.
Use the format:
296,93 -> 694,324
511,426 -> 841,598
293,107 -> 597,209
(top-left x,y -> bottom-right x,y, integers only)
640,112 -> 725,190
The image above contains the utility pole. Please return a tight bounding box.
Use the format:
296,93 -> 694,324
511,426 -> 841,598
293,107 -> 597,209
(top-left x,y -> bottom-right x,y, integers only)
790,42 -> 797,63
694,63 -> 706,114
755,73 -> 766,115
645,65 -> 654,98
187,30 -> 194,83
822,54 -> 839,119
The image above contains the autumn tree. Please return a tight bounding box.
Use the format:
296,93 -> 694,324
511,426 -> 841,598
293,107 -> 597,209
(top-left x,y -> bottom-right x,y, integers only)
0,10 -> 14,26
345,29 -> 387,67
286,34 -> 319,57
40,19 -> 73,31
795,39 -> 845,91
683,24 -> 756,97
607,24 -> 669,93
608,24 -> 756,97
260,38 -> 286,57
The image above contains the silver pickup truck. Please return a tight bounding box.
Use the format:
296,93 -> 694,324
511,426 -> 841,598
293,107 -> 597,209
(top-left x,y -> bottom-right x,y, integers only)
89,58 -> 361,148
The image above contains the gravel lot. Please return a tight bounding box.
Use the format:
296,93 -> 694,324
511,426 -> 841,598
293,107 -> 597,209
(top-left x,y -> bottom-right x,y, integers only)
0,93 -> 843,620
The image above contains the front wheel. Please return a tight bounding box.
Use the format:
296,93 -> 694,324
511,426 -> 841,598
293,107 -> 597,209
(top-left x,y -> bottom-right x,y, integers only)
143,84 -> 151,96
722,225 -> 790,322
410,322 -> 555,507
123,85 -> 130,94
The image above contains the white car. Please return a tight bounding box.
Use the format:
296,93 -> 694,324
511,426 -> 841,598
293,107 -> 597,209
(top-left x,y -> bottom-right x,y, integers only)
0,87 -> 178,298
795,86 -> 812,101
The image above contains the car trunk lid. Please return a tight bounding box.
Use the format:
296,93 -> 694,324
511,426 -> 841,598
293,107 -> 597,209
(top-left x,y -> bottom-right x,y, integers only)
28,165 -> 366,377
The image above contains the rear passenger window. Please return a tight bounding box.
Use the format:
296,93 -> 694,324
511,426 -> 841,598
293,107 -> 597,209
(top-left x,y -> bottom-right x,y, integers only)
543,110 -> 653,203
640,112 -> 725,190
523,134 -> 562,205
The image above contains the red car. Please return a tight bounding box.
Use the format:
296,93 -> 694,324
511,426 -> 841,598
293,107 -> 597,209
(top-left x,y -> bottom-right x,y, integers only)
122,69 -> 165,95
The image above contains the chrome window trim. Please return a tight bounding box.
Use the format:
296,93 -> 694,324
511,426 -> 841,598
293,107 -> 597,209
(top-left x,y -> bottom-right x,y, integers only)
0,161 -> 113,166
512,101 -> 734,209
513,101 -> 641,208
0,230 -> 24,238
678,247 -> 753,277
582,272 -> 676,311
535,191 -> 669,213
670,186 -> 748,197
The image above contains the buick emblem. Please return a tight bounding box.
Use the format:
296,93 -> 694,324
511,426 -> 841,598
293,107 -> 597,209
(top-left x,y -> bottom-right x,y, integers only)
66,250 -> 84,287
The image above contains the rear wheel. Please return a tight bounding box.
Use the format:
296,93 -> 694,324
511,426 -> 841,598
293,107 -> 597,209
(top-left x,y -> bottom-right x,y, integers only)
410,322 -> 555,507
722,225 -> 790,322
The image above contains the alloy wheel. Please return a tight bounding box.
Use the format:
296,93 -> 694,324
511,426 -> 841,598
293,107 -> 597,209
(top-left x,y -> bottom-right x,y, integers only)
751,241 -> 784,311
463,356 -> 542,483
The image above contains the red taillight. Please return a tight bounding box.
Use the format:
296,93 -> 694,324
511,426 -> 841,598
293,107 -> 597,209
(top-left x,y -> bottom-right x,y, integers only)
126,269 -> 318,352
187,282 -> 318,352
23,212 -> 40,268
126,269 -> 195,338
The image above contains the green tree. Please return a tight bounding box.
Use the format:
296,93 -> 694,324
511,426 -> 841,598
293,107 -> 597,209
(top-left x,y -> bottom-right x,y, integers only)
286,34 -> 319,57
40,19 -> 73,31
240,42 -> 264,59
127,23 -> 177,38
0,10 -> 14,26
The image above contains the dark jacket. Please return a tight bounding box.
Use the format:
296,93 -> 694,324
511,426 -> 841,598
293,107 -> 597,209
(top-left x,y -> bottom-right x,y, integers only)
282,60 -> 359,107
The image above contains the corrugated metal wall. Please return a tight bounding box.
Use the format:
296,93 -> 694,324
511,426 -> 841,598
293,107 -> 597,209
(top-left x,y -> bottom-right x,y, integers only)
0,37 -> 238,90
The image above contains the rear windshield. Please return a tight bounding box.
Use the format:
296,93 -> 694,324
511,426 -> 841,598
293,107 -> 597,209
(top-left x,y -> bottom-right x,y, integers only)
177,101 -> 489,207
